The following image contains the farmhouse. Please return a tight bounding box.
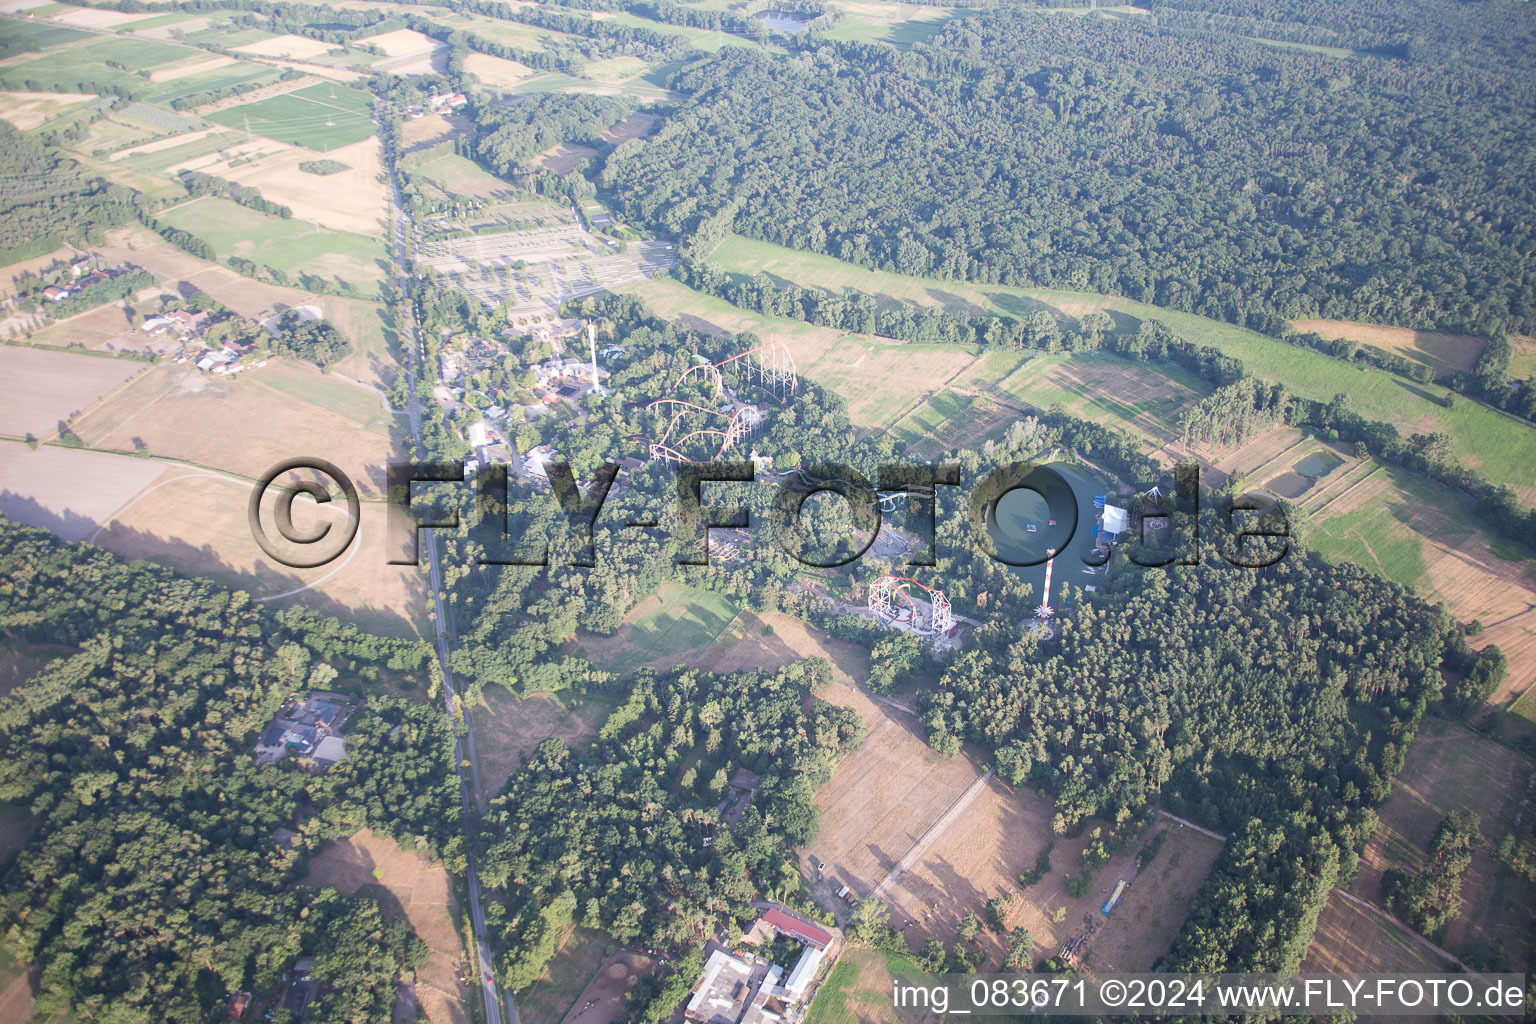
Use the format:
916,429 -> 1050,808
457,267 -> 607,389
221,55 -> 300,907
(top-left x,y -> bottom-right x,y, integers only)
42,285 -> 69,302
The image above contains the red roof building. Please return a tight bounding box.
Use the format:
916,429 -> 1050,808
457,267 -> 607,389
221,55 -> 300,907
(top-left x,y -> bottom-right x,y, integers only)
761,908 -> 833,949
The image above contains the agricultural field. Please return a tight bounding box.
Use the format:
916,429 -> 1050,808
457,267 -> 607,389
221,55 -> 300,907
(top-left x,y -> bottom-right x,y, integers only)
706,235 -> 1536,500
1289,319 -> 1486,376
0,442 -> 169,541
301,828 -> 469,1024
1303,895 -> 1453,974
806,947 -> 920,1024
156,196 -> 388,296
0,90 -> 93,130
987,349 -> 1210,452
1339,716 -> 1536,970
802,676 -> 985,902
0,347 -> 145,439
578,581 -> 739,671
619,276 -> 981,434
91,469 -> 427,637
207,81 -> 375,150
67,360 -> 399,493
471,687 -> 614,794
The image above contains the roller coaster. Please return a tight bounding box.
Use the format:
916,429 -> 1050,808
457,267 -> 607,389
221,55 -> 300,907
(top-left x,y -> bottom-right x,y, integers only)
646,342 -> 798,463
868,574 -> 955,637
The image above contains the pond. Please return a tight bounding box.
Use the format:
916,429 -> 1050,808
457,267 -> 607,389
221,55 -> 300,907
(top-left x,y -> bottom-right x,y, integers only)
1265,471 -> 1313,500
1293,450 -> 1344,479
755,10 -> 811,32
984,461 -> 1117,615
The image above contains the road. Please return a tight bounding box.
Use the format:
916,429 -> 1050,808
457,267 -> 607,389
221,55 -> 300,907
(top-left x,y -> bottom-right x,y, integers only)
378,104 -> 516,1024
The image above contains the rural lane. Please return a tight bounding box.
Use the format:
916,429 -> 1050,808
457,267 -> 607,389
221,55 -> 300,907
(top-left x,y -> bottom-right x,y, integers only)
380,105 -> 516,1024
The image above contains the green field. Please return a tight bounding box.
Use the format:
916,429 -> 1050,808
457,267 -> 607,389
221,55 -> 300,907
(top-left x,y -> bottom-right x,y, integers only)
253,360 -> 396,432
806,948 -> 920,1024
157,197 -> 388,296
819,2 -> 955,46
208,82 -> 374,151
0,34 -> 188,94
584,582 -> 739,666
707,235 -> 1536,499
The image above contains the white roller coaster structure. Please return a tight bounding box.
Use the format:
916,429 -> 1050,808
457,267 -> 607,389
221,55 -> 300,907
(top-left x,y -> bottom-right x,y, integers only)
647,341 -> 798,463
868,574 -> 955,637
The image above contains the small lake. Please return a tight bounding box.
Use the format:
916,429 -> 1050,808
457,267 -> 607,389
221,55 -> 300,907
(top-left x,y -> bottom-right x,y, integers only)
755,10 -> 811,32
984,461 -> 1116,615
1293,450 -> 1344,479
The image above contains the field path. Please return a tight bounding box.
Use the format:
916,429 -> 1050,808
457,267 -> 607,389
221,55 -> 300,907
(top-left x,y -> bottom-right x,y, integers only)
871,767 -> 993,899
1331,889 -> 1468,971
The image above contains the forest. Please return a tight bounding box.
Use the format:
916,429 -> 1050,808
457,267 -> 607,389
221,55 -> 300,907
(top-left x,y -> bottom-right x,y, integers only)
475,660 -> 863,990
0,520 -> 461,1021
605,8 -> 1536,335
0,122 -> 142,264
923,514 -> 1446,970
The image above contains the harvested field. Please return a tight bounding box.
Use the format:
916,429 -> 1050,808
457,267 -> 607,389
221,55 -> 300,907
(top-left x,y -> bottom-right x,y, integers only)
694,608 -> 872,682
48,4 -> 158,27
472,687 -> 612,794
876,783 -> 1218,970
0,89 -> 94,130
362,27 -> 445,57
0,441 -> 169,540
23,300 -> 150,354
1303,894 -> 1453,973
462,52 -> 533,88
993,350 -> 1208,445
601,111 -> 655,144
804,680 -> 983,898
1305,461 -> 1536,701
539,141 -> 597,174
403,110 -> 464,148
1291,319 -> 1484,375
93,470 -> 425,636
198,135 -> 386,235
68,361 -> 399,495
109,125 -> 223,160
233,33 -> 338,60
1341,716 -> 1536,970
556,949 -> 654,1024
302,829 -> 469,1024
0,346 -> 145,438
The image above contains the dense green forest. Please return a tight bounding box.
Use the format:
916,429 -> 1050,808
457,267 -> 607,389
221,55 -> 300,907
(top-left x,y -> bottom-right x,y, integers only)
605,7 -> 1536,335
923,520 -> 1446,970
0,122 -> 141,264
0,520 -> 460,1021
476,660 -> 863,990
